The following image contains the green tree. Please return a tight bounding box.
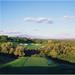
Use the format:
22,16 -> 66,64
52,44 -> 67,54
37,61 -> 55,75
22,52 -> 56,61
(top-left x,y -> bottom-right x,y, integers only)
48,49 -> 58,58
14,45 -> 25,57
9,48 -> 14,54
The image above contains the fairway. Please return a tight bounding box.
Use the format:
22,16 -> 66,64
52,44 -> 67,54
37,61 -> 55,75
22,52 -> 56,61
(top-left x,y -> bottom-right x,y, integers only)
1,57 -> 49,67
0,57 -> 75,74
26,43 -> 41,50
24,57 -> 48,66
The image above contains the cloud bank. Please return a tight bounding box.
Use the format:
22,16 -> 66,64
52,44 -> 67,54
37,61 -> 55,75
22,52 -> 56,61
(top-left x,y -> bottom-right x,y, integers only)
24,17 -> 53,24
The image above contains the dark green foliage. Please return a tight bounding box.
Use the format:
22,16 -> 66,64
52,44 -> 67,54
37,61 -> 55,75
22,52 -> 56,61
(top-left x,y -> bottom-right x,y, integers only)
0,35 -> 8,42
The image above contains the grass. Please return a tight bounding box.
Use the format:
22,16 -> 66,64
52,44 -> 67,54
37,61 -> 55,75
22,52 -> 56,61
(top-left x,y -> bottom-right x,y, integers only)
0,57 -> 75,74
1,57 -> 49,67
0,54 -> 16,65
58,54 -> 75,63
26,43 -> 41,50
1,57 -> 27,67
24,57 -> 48,66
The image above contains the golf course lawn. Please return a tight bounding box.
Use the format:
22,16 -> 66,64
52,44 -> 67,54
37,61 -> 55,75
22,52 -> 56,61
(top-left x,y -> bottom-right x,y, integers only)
25,43 -> 41,50
0,56 -> 75,74
1,57 -> 56,67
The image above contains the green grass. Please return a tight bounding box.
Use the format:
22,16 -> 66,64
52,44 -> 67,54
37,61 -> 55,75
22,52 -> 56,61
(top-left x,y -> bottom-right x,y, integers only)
0,54 -> 15,65
58,54 -> 75,63
0,57 -> 75,74
0,56 -> 58,69
1,57 -> 49,67
0,57 -> 27,68
26,44 -> 41,50
24,57 -> 48,66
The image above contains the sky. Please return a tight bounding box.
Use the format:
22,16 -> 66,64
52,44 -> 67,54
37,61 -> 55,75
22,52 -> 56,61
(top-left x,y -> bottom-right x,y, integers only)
0,1 -> 75,39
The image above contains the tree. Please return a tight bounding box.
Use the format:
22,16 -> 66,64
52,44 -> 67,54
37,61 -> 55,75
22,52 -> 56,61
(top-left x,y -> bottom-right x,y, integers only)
9,48 -> 14,54
39,51 -> 45,57
48,49 -> 57,58
1,43 -> 8,53
0,35 -> 8,42
14,45 -> 25,57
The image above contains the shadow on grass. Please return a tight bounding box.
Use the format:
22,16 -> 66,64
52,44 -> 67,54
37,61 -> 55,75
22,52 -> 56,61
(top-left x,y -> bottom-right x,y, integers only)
0,53 -> 17,64
47,56 -> 75,65
0,66 -> 75,74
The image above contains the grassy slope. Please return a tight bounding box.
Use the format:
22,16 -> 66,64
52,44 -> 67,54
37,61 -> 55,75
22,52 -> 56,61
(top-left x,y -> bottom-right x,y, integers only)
0,57 -> 59,74
1,57 -> 49,67
24,57 -> 48,66
58,54 -> 75,63
0,57 -> 75,74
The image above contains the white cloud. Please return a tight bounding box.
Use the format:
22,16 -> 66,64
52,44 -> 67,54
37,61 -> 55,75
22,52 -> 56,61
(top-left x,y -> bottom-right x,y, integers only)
24,17 -> 34,22
35,17 -> 47,23
64,16 -> 74,20
24,17 -> 53,24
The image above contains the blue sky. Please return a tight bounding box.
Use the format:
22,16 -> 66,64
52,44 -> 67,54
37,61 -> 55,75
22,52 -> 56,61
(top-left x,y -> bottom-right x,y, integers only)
0,1 -> 75,38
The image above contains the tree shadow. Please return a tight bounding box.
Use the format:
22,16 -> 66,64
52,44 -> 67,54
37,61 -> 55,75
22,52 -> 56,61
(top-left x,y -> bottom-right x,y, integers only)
47,56 -> 75,65
25,50 -> 40,56
0,53 -> 17,65
0,66 -> 75,74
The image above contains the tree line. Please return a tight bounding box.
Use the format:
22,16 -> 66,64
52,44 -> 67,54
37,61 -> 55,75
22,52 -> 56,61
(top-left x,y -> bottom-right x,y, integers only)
0,35 -> 75,63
